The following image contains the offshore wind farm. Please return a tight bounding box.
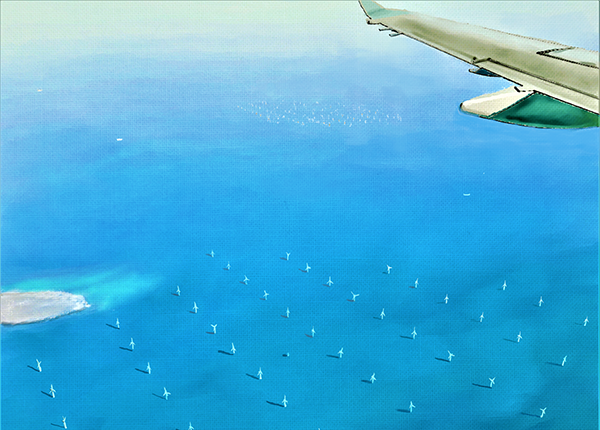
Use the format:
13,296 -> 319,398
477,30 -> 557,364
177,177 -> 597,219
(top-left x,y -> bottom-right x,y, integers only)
3,235 -> 597,428
2,2 -> 598,429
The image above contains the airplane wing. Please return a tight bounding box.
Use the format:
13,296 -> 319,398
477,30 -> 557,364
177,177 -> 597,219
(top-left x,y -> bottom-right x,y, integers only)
359,0 -> 599,128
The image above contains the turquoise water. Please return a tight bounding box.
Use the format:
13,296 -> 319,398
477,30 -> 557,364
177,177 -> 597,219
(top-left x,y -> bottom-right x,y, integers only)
2,48 -> 598,429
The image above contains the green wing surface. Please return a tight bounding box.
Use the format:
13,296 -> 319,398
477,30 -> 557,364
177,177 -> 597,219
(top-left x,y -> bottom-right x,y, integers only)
359,0 -> 599,128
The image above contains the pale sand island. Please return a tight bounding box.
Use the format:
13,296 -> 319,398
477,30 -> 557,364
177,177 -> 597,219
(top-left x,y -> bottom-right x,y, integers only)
1,291 -> 90,325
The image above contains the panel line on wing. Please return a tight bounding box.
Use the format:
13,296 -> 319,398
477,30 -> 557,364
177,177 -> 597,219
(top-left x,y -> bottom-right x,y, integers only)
483,59 -> 599,103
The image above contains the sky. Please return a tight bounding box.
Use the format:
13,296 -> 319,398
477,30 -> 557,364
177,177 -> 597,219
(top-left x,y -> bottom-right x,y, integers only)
2,1 -> 598,60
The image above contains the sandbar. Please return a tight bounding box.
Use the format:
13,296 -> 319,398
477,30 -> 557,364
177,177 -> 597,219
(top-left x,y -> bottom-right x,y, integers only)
1,291 -> 90,325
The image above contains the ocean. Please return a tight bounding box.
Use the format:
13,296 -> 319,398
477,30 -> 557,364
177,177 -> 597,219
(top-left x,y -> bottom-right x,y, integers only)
2,19 -> 598,430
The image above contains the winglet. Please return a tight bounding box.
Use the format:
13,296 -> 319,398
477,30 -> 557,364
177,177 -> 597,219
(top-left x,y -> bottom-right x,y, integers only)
359,1 -> 409,20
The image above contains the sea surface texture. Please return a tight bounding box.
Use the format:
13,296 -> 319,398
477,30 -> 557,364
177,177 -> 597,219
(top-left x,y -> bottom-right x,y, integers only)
1,3 -> 598,429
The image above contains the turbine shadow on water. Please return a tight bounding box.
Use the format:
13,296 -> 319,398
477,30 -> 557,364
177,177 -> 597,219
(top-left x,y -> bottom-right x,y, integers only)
472,383 -> 492,389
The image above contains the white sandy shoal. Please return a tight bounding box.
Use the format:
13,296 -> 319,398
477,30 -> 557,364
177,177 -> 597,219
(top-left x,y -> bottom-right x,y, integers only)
1,291 -> 90,325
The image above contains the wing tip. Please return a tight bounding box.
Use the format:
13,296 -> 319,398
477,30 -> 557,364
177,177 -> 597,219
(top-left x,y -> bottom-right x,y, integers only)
359,0 -> 410,20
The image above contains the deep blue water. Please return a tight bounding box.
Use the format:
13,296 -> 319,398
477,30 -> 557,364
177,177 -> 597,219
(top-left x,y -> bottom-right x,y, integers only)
2,48 -> 598,429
